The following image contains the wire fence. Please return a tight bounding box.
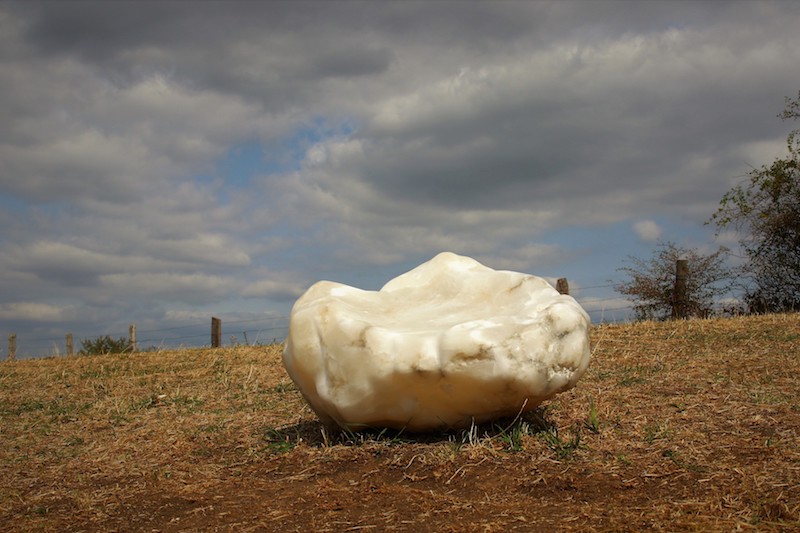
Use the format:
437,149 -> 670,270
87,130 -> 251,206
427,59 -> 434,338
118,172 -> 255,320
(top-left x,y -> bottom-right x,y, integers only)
3,271 -> 749,360
134,316 -> 291,347
5,315 -> 291,360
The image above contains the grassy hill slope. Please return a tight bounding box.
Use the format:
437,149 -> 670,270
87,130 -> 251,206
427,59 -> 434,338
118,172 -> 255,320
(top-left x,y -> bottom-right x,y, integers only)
1,314 -> 798,531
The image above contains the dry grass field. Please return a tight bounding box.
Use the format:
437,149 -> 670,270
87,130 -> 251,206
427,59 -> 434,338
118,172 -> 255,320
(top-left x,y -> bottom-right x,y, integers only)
1,314 -> 799,532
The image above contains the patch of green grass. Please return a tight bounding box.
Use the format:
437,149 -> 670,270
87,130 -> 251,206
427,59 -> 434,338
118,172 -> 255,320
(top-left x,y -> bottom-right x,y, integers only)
169,395 -> 206,411
445,437 -> 465,457
749,389 -> 787,405
764,433 -> 778,447
711,372 -> 732,384
587,367 -> 613,381
200,422 -> 226,434
583,398 -> 601,434
129,395 -> 160,411
493,419 -> 532,452
212,357 -> 232,388
617,364 -> 648,386
540,425 -> 582,460
643,420 -> 672,444
64,436 -> 85,447
333,425 -> 412,447
456,420 -> 481,447
616,363 -> 665,387
127,393 -> 206,413
264,427 -> 302,453
661,448 -> 707,474
270,382 -> 297,393
8,397 -> 93,421
9,398 -> 48,415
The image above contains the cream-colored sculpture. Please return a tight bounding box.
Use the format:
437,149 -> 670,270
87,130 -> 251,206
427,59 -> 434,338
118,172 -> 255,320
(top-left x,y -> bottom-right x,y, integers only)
283,252 -> 591,431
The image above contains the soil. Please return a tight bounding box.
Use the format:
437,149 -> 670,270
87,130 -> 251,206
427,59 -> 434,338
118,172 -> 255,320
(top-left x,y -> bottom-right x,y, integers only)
93,442 -> 742,533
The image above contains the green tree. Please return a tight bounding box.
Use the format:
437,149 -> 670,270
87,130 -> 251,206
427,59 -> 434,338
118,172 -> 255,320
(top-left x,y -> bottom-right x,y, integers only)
710,92 -> 800,312
615,242 -> 735,321
79,335 -> 130,355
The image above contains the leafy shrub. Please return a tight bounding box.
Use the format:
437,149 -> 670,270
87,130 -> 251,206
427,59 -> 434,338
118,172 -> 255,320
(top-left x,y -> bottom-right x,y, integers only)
79,335 -> 130,355
615,241 -> 735,320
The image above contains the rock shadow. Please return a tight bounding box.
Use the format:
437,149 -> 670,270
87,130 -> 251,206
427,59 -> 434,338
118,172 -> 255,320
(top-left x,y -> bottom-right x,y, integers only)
263,406 -> 559,449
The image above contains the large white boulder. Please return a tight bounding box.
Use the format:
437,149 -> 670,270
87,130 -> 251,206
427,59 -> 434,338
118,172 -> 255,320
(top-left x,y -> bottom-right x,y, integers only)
283,252 -> 591,432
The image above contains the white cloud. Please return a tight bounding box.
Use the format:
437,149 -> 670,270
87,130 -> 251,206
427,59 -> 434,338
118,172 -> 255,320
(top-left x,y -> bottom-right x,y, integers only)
0,302 -> 68,322
241,279 -> 307,301
98,272 -> 237,304
633,220 -> 662,242
475,244 -> 566,273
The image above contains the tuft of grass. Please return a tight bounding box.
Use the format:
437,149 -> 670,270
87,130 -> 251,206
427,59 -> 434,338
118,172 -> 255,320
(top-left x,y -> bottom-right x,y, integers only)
617,364 -> 649,386
492,420 -> 530,452
583,397 -> 601,434
643,420 -> 672,444
270,381 -> 297,393
331,425 -> 412,447
540,424 -> 582,460
264,428 -> 299,453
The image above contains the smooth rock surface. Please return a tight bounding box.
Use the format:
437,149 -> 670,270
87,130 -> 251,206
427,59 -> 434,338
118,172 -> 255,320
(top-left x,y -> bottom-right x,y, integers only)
283,252 -> 591,431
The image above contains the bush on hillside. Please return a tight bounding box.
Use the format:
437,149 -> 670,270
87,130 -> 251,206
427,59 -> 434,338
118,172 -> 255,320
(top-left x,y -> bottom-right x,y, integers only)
79,335 -> 130,355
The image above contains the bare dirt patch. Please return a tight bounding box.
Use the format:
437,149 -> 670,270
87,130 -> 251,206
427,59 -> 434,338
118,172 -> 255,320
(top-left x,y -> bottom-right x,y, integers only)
1,314 -> 799,531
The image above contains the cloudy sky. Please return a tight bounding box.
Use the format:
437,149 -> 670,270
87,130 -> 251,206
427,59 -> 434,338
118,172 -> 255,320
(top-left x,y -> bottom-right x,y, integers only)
2,1 -> 800,356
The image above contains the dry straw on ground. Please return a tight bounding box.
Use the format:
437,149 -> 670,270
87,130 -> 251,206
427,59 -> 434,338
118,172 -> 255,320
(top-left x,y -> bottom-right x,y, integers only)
1,314 -> 798,532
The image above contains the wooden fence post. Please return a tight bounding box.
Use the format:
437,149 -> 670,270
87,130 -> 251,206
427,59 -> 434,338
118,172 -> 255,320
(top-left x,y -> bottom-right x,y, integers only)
129,324 -> 137,353
66,333 -> 74,356
7,334 -> 16,361
672,259 -> 689,319
211,317 -> 222,348
556,278 -> 569,295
